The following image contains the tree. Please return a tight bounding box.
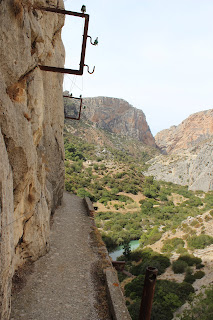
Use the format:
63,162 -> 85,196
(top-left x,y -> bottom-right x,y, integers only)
123,239 -> 131,259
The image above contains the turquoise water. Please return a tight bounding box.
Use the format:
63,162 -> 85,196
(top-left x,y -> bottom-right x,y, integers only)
109,240 -> 140,261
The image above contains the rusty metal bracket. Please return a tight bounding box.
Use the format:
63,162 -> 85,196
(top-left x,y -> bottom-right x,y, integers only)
33,6 -> 96,75
64,95 -> 83,120
87,36 -> 98,46
84,64 -> 95,74
139,266 -> 158,320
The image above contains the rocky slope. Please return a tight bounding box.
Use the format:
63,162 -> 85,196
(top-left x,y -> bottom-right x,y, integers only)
0,1 -> 65,318
64,96 -> 156,147
146,140 -> 213,191
146,110 -> 213,192
155,109 -> 213,154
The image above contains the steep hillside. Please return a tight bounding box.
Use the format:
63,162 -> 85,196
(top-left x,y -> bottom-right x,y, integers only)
155,109 -> 213,154
64,95 -> 156,148
146,110 -> 213,192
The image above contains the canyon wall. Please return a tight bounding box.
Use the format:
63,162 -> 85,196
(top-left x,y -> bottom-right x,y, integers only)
65,96 -> 156,147
0,1 -> 65,318
155,109 -> 213,154
146,109 -> 213,192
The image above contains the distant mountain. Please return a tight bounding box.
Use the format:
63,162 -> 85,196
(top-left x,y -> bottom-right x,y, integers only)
64,95 -> 156,148
146,109 -> 213,192
155,109 -> 213,154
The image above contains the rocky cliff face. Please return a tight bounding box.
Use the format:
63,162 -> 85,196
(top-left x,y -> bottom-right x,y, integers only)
66,96 -> 156,147
155,109 -> 213,154
146,109 -> 213,192
0,1 -> 65,318
146,140 -> 213,192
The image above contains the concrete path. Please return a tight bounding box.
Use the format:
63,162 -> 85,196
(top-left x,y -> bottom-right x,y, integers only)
10,192 -> 109,320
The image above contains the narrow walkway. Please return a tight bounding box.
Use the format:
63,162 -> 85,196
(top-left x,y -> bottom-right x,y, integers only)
10,192 -> 109,320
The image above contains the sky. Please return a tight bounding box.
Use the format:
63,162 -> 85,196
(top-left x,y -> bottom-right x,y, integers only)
62,0 -> 213,135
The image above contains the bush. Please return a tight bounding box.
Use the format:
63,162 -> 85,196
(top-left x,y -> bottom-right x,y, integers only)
178,285 -> 213,320
177,254 -> 202,266
125,275 -> 145,297
187,234 -> 213,249
196,263 -> 205,269
172,260 -> 188,274
184,274 -> 196,284
194,270 -> 205,279
161,238 -> 184,254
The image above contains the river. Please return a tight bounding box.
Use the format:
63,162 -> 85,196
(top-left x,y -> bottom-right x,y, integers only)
109,240 -> 140,261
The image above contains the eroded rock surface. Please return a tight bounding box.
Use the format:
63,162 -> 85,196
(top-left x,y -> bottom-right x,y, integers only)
146,140 -> 213,191
65,96 -> 156,147
146,110 -> 213,192
155,109 -> 213,154
0,1 -> 65,318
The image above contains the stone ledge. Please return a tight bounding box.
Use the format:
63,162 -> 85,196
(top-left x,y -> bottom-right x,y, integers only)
84,197 -> 95,216
104,267 -> 132,320
85,196 -> 131,320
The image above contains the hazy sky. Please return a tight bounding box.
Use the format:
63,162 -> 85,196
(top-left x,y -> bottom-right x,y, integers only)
62,0 -> 213,135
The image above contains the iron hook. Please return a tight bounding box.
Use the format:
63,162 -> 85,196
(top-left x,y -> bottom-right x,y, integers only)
87,36 -> 98,46
84,64 -> 95,74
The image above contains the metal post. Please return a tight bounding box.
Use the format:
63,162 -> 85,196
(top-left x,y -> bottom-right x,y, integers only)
138,266 -> 158,320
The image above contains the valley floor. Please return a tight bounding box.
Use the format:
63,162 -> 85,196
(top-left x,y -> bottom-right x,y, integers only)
10,193 -> 111,320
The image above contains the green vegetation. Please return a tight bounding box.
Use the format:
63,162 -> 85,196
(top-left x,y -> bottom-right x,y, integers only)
115,248 -> 196,320
125,277 -> 194,320
187,234 -> 213,249
64,127 -> 211,320
177,285 -> 213,320
177,254 -> 202,267
172,260 -> 188,274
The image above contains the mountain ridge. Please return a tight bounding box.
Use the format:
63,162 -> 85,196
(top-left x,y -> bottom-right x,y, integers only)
155,108 -> 213,154
64,95 -> 156,148
147,109 -> 213,191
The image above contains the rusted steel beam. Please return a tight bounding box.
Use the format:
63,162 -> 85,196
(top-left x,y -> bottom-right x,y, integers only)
33,6 -> 88,18
138,266 -> 158,320
39,66 -> 82,75
79,14 -> 89,74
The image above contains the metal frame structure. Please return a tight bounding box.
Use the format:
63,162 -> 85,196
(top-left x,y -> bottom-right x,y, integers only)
64,95 -> 83,120
34,6 -> 95,75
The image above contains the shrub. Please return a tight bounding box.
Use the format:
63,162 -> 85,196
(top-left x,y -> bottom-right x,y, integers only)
172,260 -> 188,274
187,234 -> 213,249
161,238 -> 184,254
194,270 -> 205,279
177,254 -> 202,266
196,263 -> 205,269
184,274 -> 196,284
125,275 -> 145,297
178,285 -> 213,320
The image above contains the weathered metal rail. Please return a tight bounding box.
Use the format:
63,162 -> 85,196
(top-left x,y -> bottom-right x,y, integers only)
139,267 -> 158,320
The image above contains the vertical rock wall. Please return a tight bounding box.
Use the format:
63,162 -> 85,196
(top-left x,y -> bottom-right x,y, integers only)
0,0 -> 65,318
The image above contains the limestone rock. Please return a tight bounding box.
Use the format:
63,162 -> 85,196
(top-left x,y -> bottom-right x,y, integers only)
155,109 -> 213,154
0,1 -> 65,318
65,96 -> 156,147
146,108 -> 213,192
146,140 -> 213,192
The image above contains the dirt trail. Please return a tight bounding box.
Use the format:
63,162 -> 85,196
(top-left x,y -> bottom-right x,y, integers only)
10,192 -> 109,320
